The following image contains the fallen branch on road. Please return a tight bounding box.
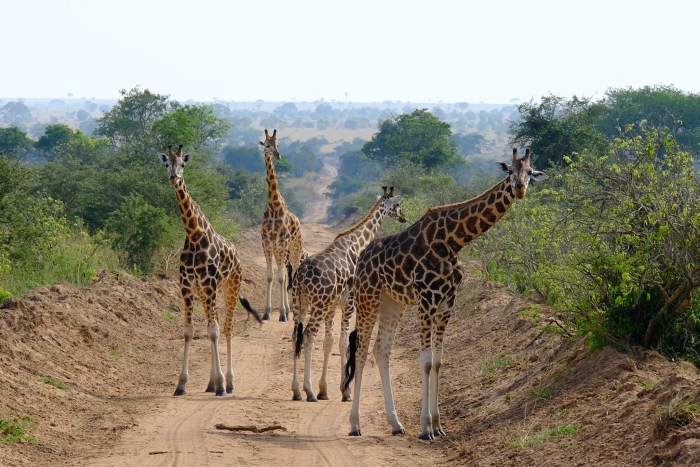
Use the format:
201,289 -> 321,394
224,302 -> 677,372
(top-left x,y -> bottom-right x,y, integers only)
214,423 -> 287,433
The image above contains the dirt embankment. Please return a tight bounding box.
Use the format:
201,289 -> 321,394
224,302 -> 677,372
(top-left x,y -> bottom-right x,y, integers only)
1,175 -> 700,465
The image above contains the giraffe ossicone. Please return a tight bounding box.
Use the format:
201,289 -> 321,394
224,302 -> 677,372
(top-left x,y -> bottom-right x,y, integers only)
289,187 -> 406,403
343,148 -> 548,439
259,129 -> 305,322
158,144 -> 262,397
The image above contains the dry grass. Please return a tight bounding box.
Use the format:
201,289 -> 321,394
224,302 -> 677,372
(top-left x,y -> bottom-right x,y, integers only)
652,394 -> 699,439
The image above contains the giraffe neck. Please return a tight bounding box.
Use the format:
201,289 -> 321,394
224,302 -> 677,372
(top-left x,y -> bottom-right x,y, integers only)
333,200 -> 384,252
173,178 -> 209,237
264,152 -> 286,213
423,177 -> 515,253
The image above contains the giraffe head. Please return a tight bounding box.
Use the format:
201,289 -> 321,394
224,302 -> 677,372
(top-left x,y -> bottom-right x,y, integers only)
157,144 -> 192,185
379,186 -> 407,223
259,129 -> 281,160
496,148 -> 548,199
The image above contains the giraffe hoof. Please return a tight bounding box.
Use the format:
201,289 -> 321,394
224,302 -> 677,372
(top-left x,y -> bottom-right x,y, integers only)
226,388 -> 235,394
279,314 -> 287,322
215,389 -> 226,397
418,433 -> 434,441
349,430 -> 362,437
173,389 -> 186,396
317,393 -> 329,400
262,313 -> 271,321
306,395 -> 318,402
433,429 -> 446,437
205,385 -> 215,393
292,394 -> 303,401
392,428 -> 406,435
342,395 -> 353,402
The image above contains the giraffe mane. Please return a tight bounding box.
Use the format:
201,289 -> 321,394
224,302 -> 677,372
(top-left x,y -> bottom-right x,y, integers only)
421,176 -> 509,217
333,197 -> 383,242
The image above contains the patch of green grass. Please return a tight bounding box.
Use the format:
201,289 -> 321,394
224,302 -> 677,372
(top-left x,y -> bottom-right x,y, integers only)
484,356 -> 512,375
108,349 -> 118,359
640,381 -> 653,389
528,387 -> 551,400
38,373 -> 67,390
0,415 -> 37,444
653,397 -> 699,438
506,424 -> 580,449
164,311 -> 178,323
505,393 -> 512,402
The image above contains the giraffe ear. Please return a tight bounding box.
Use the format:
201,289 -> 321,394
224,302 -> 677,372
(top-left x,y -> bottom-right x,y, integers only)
259,141 -> 265,146
182,153 -> 192,164
158,153 -> 168,164
496,161 -> 510,173
530,170 -> 548,181
387,195 -> 402,206
376,194 -> 381,201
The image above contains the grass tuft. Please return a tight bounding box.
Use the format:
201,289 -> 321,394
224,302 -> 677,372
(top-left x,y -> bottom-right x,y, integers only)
652,396 -> 699,438
528,386 -> 551,400
506,424 -> 580,449
163,311 -> 178,322
38,373 -> 68,390
0,415 -> 37,444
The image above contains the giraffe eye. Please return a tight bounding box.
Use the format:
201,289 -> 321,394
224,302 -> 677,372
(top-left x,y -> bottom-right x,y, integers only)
527,171 -> 533,176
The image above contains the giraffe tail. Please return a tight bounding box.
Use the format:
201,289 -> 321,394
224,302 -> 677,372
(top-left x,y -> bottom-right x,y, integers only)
286,262 -> 293,291
239,297 -> 263,324
342,329 -> 357,392
294,322 -> 303,358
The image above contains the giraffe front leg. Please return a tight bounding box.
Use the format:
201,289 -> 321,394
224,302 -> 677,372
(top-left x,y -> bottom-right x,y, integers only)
277,261 -> 289,322
373,298 -> 406,436
263,248 -> 273,320
200,286 -> 226,396
317,316 -> 335,400
430,347 -> 445,436
417,306 -> 436,440
223,278 -> 240,394
174,276 -> 194,396
430,301 -> 451,436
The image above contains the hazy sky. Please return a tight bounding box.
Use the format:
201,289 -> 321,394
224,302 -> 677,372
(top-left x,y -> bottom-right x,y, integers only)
3,0 -> 698,103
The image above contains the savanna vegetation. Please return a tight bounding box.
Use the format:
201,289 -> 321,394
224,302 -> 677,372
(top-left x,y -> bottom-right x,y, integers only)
326,85 -> 700,367
2,84 -> 699,368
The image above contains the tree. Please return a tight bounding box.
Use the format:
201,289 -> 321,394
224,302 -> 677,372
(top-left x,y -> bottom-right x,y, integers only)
362,109 -> 462,170
273,103 -> 298,119
509,94 -> 607,167
452,133 -> 485,157
0,127 -> 33,159
0,101 -> 31,124
95,86 -> 169,147
35,124 -> 76,155
600,85 -> 700,154
456,102 -> 469,112
76,109 -> 89,121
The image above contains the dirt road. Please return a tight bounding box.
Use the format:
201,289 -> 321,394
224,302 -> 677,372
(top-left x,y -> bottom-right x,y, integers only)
79,224 -> 446,466
78,167 -> 449,467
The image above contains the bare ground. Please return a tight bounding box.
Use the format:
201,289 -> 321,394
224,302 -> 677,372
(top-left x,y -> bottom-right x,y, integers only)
2,173 -> 700,465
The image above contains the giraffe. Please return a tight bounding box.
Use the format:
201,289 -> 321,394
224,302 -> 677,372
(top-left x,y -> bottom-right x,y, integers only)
158,145 -> 262,397
259,129 -> 304,322
343,148 -> 548,439
290,187 -> 407,403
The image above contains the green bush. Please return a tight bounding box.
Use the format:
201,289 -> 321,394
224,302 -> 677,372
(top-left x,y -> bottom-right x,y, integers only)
107,194 -> 177,271
468,126 -> 700,363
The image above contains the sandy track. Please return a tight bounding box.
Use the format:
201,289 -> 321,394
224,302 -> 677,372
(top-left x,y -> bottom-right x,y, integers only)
302,163 -> 338,225
80,231 -> 443,466
78,167 -> 447,466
